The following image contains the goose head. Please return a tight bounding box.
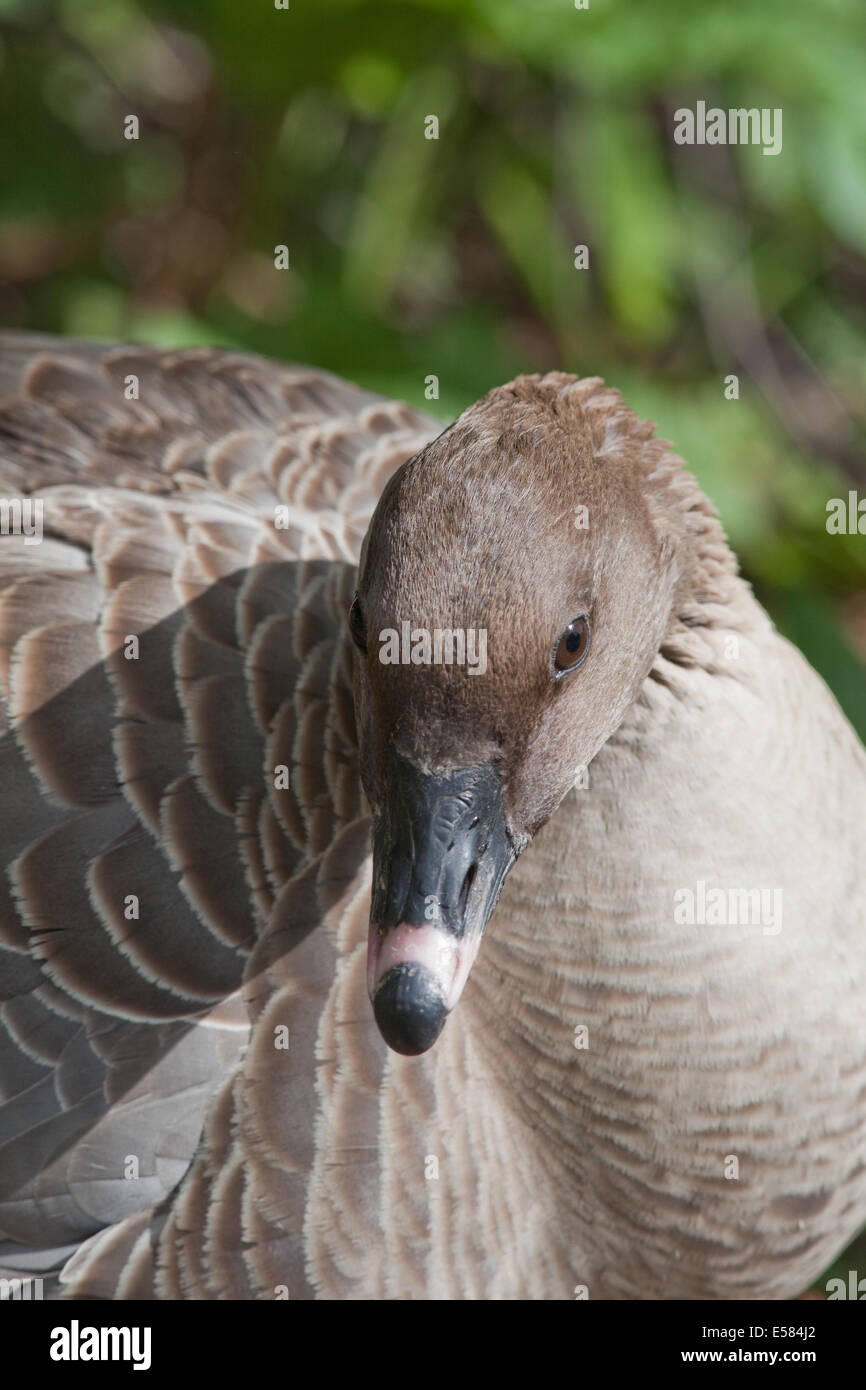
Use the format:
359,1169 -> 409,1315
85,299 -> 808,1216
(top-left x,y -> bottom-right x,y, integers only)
352,373 -> 688,1054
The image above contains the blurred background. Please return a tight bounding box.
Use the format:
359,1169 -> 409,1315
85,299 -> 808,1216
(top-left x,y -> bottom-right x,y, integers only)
0,0 -> 864,1292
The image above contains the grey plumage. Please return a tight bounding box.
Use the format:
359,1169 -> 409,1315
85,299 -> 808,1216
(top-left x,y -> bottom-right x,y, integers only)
0,333 -> 863,1300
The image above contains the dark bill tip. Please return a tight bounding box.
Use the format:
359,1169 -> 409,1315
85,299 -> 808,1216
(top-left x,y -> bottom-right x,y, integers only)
372,962 -> 448,1056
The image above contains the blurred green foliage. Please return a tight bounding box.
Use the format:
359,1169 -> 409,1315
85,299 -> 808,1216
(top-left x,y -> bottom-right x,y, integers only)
0,0 -> 864,744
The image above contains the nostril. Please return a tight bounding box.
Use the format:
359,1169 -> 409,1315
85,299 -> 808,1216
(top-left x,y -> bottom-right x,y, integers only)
467,816 -> 479,830
458,862 -> 477,918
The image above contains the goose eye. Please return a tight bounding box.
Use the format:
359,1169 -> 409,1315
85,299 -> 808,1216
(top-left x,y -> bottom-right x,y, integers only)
348,593 -> 367,653
553,616 -> 590,678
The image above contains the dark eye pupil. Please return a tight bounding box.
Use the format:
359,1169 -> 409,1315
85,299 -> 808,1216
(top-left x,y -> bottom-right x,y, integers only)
554,617 -> 590,677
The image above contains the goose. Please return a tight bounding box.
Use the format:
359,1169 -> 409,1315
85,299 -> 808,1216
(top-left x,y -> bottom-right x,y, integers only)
0,331 -> 864,1301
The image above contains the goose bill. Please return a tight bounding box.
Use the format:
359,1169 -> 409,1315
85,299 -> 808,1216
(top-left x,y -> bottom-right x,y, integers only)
367,749 -> 517,1055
